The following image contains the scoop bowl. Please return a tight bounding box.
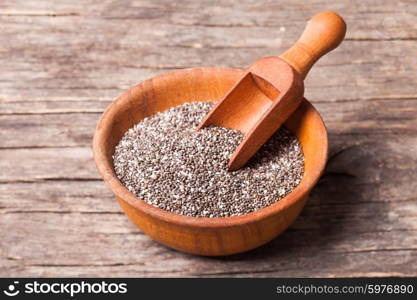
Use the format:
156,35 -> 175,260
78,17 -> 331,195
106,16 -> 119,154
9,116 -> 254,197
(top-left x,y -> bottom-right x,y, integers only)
92,67 -> 328,256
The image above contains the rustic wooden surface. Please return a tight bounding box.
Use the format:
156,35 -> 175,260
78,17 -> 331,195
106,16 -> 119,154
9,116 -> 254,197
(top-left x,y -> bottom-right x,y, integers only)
0,0 -> 416,277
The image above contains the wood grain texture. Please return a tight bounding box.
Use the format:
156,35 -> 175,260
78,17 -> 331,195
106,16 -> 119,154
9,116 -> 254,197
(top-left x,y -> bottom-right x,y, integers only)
0,0 -> 416,276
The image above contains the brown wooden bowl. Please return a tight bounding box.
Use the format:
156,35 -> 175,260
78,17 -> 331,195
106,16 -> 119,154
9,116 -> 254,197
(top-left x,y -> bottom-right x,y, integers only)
92,67 -> 328,256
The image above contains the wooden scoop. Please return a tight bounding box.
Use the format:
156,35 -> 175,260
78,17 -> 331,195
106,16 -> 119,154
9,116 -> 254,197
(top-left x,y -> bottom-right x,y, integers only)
197,11 -> 346,170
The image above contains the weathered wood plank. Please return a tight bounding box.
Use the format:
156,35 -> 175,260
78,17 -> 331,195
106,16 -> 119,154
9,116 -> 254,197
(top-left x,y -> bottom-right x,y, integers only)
3,248 -> 416,278
0,113 -> 96,148
0,147 -> 97,181
0,101 -> 109,114
3,252 -> 417,278
0,181 -> 116,213
0,0 -> 416,39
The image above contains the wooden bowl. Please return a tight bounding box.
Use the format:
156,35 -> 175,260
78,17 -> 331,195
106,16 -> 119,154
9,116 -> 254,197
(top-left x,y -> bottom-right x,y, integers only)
93,67 -> 328,256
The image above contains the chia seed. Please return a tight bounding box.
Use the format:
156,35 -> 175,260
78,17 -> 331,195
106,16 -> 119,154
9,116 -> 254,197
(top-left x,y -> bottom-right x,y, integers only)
113,102 -> 304,218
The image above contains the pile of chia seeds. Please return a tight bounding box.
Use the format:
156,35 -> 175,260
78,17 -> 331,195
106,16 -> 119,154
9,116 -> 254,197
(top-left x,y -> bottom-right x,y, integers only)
113,102 -> 304,218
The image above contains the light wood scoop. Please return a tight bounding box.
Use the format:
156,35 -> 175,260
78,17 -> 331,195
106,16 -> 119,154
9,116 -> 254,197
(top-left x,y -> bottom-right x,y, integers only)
197,11 -> 346,170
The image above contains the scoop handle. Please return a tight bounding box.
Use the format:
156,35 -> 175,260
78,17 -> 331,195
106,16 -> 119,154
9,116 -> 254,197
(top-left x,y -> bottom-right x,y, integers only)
279,11 -> 346,79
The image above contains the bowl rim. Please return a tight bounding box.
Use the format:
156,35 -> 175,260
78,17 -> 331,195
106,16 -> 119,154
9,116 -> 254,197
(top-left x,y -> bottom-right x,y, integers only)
92,67 -> 328,228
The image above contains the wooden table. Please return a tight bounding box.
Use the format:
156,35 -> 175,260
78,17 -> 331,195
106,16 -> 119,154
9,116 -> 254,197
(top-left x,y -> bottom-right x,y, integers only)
1,0 -> 416,277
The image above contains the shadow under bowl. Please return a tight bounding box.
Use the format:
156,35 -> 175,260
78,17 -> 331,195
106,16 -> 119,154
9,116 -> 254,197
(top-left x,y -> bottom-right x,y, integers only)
92,67 -> 328,256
